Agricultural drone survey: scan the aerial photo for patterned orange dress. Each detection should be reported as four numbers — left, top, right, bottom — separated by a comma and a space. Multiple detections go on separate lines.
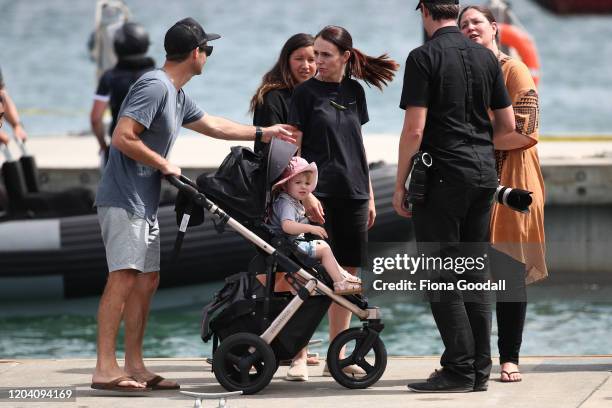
489, 55, 548, 284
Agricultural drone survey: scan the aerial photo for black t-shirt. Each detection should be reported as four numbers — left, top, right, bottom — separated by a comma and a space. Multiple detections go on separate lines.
94, 57, 155, 137
289, 77, 370, 199
252, 88, 292, 154
400, 26, 511, 188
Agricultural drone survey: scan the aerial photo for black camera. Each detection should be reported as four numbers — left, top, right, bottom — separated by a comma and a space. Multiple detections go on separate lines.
403, 151, 433, 208
494, 185, 533, 213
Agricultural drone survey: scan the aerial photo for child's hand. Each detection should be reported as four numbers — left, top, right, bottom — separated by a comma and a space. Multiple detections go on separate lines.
308, 225, 328, 239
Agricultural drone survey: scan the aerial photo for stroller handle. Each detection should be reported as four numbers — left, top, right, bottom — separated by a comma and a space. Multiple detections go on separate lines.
165, 174, 199, 196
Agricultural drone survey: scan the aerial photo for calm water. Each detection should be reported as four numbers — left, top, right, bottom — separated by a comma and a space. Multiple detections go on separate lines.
1, 284, 611, 359
1, 0, 611, 359
0, 0, 611, 136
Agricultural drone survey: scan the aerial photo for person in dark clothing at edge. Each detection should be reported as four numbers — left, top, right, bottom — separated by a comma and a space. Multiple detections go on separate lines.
0, 66, 28, 143
0, 76, 8, 146
289, 25, 398, 378
250, 33, 316, 155
0, 68, 28, 210
90, 22, 155, 164
393, 0, 515, 393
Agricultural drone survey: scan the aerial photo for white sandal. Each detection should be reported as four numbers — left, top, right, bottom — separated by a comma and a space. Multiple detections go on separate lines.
285, 359, 309, 381
333, 279, 362, 295
340, 270, 361, 284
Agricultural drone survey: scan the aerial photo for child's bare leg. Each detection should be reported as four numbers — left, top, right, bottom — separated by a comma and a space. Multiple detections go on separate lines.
313, 241, 361, 284
313, 241, 361, 296
313, 241, 344, 282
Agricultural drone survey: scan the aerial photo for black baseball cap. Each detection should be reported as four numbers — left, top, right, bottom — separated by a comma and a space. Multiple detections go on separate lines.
164, 17, 220, 58
416, 0, 459, 10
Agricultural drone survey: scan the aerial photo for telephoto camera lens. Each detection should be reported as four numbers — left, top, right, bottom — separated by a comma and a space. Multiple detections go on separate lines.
494, 185, 533, 213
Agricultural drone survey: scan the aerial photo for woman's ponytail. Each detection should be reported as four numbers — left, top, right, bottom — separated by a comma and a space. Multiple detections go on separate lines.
349, 48, 399, 90
316, 25, 399, 90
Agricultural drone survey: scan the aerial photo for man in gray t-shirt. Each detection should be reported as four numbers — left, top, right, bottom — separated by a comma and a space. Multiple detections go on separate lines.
91, 17, 296, 392
95, 69, 203, 221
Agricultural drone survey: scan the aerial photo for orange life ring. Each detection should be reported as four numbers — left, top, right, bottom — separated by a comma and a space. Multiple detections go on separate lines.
499, 23, 540, 86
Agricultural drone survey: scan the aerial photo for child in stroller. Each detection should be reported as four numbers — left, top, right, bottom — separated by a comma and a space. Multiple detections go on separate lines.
168, 139, 387, 394
269, 156, 362, 296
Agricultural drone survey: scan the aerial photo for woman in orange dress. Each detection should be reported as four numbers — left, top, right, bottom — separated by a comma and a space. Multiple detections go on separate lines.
459, 5, 548, 383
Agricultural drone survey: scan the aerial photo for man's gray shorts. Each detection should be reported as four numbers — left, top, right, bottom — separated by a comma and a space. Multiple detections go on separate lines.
97, 206, 160, 273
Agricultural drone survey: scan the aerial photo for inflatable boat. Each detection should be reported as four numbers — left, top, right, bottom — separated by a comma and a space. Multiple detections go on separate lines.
0, 157, 410, 300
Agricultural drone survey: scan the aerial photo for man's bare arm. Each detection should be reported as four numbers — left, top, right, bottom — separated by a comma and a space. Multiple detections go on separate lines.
184, 114, 297, 144
112, 116, 180, 176
491, 106, 517, 148
0, 89, 28, 141
393, 106, 427, 218
90, 100, 108, 152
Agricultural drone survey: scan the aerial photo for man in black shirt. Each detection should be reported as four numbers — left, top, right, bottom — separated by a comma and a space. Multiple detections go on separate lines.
393, 0, 515, 393
90, 22, 155, 163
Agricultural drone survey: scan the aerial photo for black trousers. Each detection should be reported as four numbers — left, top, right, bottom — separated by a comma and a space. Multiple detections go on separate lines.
496, 301, 527, 365
489, 247, 528, 365
412, 181, 496, 385
319, 197, 369, 268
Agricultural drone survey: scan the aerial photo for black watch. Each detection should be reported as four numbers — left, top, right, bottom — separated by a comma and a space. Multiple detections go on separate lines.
255, 126, 264, 143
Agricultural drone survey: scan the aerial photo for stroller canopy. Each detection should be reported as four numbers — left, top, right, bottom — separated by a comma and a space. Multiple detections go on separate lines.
197, 139, 297, 222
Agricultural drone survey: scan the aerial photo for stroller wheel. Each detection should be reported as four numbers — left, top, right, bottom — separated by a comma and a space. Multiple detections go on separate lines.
326, 327, 387, 389
212, 333, 276, 395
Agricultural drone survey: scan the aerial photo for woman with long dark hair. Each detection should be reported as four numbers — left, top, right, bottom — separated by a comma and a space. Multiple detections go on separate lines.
289, 25, 398, 376
459, 5, 547, 384
250, 33, 316, 154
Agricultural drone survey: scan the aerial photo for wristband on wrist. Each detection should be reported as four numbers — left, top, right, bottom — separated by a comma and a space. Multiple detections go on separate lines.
255, 126, 263, 143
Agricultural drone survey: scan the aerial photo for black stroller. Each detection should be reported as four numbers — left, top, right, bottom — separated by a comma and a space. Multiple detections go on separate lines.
167, 139, 387, 394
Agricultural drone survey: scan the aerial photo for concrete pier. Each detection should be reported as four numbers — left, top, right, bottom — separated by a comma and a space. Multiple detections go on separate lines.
0, 356, 610, 407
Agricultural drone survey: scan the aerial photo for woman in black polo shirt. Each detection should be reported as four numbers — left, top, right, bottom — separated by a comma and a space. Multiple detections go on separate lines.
289, 25, 398, 375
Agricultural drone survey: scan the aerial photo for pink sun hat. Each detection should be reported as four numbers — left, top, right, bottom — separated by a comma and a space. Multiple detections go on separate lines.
272, 156, 318, 192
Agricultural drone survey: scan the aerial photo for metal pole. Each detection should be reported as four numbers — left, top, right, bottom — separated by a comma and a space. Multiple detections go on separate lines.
0, 144, 13, 162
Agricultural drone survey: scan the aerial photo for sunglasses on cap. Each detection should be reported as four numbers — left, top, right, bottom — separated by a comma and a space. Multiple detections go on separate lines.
198, 45, 213, 57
